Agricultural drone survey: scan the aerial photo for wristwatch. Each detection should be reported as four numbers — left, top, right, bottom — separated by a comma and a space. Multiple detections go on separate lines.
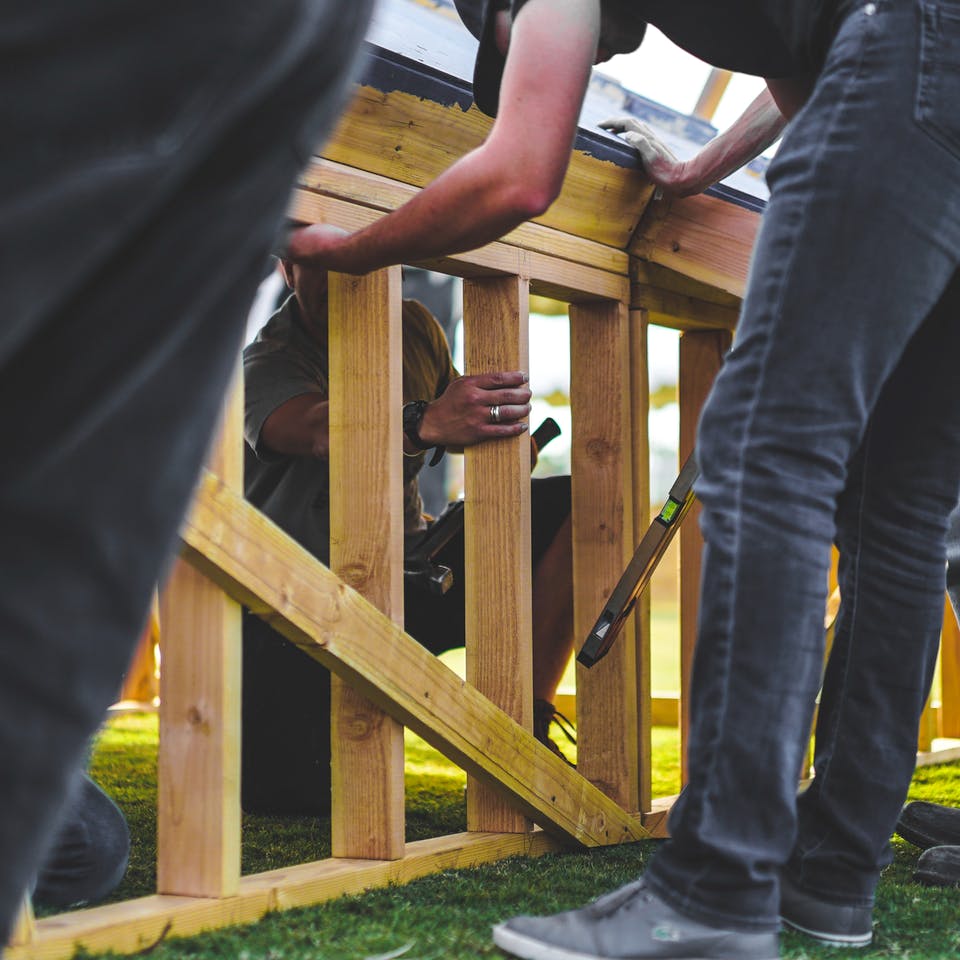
402, 400, 431, 450
402, 399, 445, 466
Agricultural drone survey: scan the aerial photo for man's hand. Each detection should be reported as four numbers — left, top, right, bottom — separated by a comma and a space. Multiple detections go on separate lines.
285, 223, 371, 275
600, 117, 694, 196
418, 372, 532, 447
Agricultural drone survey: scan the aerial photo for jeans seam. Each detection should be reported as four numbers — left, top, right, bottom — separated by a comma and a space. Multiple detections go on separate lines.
797, 425, 873, 873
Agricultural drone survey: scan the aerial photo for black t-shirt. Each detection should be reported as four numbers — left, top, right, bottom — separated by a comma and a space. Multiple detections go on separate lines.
511, 0, 847, 77
626, 0, 845, 77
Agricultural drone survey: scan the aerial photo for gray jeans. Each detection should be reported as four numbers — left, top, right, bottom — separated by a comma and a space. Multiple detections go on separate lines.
646, 0, 960, 931
0, 0, 372, 943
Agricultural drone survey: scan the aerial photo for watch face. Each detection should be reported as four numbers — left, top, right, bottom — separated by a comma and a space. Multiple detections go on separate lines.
403, 401, 428, 447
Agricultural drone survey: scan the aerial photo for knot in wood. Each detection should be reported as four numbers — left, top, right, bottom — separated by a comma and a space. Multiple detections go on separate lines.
186, 706, 210, 734
585, 437, 616, 464
339, 562, 370, 591
343, 712, 376, 740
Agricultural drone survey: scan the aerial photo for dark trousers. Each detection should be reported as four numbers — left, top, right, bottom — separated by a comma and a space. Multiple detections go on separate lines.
242, 475, 571, 816
0, 1, 372, 944
646, 0, 960, 932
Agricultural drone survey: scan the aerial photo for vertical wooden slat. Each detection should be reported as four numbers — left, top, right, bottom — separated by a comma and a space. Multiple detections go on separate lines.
463, 276, 532, 834
629, 309, 652, 814
328, 269, 405, 860
678, 329, 730, 782
571, 299, 637, 813
940, 595, 960, 739
9, 895, 34, 947
157, 368, 243, 897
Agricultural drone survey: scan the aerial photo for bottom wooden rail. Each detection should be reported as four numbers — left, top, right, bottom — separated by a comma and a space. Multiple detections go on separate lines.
7, 831, 569, 960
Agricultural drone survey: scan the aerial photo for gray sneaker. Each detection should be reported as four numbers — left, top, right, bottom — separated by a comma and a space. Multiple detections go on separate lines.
779, 871, 873, 948
492, 879, 779, 960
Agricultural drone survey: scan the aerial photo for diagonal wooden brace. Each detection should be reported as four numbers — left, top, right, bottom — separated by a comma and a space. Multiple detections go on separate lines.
180, 471, 649, 847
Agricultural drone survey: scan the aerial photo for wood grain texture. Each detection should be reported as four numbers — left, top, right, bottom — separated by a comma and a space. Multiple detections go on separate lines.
322, 85, 653, 249
290, 190, 630, 304
180, 472, 650, 847
6, 833, 564, 960
299, 159, 630, 277
570, 300, 639, 813
328, 269, 406, 859
631, 192, 760, 299
157, 372, 243, 898
463, 276, 532, 834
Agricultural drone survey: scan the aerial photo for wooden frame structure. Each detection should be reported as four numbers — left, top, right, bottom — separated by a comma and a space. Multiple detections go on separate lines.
10, 7, 957, 957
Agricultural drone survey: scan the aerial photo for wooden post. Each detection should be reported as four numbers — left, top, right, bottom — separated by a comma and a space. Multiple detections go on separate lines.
678, 329, 730, 782
940, 595, 960, 739
328, 269, 406, 860
692, 69, 733, 123
629, 309, 652, 814
463, 276, 533, 834
9, 895, 34, 948
157, 367, 243, 898
571, 299, 638, 813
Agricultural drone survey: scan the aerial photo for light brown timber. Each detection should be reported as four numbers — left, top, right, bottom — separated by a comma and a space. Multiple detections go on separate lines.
322, 85, 653, 248
6, 833, 564, 960
290, 191, 630, 305
299, 159, 630, 278
183, 471, 649, 846
463, 276, 533, 834
571, 300, 639, 813
328, 269, 406, 859
156, 372, 243, 898
631, 192, 760, 300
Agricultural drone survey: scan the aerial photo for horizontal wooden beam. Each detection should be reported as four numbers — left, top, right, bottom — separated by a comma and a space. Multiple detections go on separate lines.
631, 290, 739, 333
630, 192, 760, 300
323, 83, 653, 249
180, 472, 649, 847
299, 158, 631, 277
8, 832, 564, 960
290, 189, 629, 304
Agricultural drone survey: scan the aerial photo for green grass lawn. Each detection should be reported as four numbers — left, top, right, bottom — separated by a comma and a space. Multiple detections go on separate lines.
75, 710, 960, 960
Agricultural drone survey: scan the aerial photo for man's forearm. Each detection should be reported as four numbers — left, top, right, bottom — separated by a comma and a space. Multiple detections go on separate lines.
679, 88, 786, 196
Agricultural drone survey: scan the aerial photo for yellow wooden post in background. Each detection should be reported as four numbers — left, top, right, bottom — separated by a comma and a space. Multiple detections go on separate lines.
571, 299, 638, 813
463, 276, 533, 834
329, 268, 406, 860
157, 368, 243, 898
941, 596, 960, 740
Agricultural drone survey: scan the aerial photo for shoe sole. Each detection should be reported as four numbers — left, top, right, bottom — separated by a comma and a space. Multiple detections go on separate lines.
914, 867, 960, 888
895, 821, 941, 851
780, 915, 872, 948
492, 923, 779, 960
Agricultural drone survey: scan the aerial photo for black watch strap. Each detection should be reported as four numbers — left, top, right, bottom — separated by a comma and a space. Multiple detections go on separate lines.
402, 400, 431, 450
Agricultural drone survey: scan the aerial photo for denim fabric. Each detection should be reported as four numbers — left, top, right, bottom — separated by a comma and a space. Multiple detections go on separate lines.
0, 0, 372, 945
947, 507, 960, 618
645, 0, 960, 932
